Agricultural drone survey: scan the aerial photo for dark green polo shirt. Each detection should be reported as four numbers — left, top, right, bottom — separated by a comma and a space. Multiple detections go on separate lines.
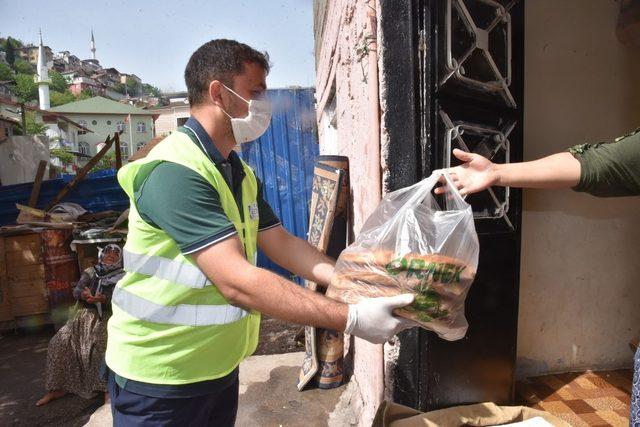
134, 118, 280, 254
570, 127, 640, 197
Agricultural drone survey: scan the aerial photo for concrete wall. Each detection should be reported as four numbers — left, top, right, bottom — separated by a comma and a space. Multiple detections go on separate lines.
518, 0, 640, 377
0, 136, 50, 185
314, 0, 384, 425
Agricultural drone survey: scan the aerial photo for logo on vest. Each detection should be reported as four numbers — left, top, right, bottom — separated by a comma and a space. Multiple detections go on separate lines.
248, 202, 259, 220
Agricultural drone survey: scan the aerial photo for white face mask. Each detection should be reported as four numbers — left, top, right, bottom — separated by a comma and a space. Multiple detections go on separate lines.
221, 84, 272, 143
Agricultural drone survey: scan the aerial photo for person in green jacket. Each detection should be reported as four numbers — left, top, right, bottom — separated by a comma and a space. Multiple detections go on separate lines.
436, 128, 640, 424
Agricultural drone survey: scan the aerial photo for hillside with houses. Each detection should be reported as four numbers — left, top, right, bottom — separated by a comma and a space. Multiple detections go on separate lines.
0, 32, 188, 180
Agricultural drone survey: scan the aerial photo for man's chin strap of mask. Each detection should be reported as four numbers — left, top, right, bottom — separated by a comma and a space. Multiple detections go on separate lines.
220, 84, 272, 144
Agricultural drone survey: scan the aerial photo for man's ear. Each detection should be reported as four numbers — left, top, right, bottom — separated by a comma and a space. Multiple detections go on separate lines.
209, 80, 225, 108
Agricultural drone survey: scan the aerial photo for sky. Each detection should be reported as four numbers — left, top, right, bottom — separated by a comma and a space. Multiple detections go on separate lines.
0, 0, 316, 91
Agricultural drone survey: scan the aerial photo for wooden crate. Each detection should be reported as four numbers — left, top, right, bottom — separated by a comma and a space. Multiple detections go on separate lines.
0, 236, 5, 276
11, 296, 49, 316
0, 281, 11, 322
4, 233, 49, 317
6, 265, 46, 282
5, 234, 41, 251
0, 237, 11, 322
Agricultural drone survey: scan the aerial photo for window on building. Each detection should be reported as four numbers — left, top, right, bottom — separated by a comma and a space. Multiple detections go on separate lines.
107, 120, 112, 125
136, 141, 146, 151
78, 120, 87, 135
78, 141, 90, 156
120, 141, 129, 160
137, 121, 146, 133
92, 120, 98, 126
116, 121, 125, 132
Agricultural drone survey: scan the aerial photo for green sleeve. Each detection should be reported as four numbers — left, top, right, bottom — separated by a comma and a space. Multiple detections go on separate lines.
134, 162, 237, 254
569, 128, 640, 197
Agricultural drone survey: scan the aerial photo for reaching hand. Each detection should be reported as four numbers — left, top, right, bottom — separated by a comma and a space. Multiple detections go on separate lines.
80, 287, 93, 302
87, 292, 107, 305
345, 294, 416, 344
435, 149, 498, 196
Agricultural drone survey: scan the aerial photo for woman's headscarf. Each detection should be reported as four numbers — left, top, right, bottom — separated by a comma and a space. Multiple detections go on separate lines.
94, 244, 123, 277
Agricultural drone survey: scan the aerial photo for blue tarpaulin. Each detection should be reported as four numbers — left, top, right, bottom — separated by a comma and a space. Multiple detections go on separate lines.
0, 171, 128, 226
239, 88, 319, 279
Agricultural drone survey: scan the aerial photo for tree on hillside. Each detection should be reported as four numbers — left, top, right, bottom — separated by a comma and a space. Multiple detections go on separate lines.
13, 73, 38, 103
1, 37, 24, 49
50, 70, 68, 92
50, 148, 76, 168
16, 111, 48, 136
0, 63, 14, 81
13, 58, 35, 75
142, 83, 161, 97
4, 37, 17, 65
78, 88, 93, 100
50, 90, 76, 107
126, 77, 141, 96
112, 82, 126, 95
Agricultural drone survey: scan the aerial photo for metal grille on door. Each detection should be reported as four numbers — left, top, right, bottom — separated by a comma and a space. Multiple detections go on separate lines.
435, 0, 520, 232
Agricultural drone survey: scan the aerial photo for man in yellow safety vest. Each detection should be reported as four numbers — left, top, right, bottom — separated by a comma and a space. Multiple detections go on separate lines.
105, 39, 414, 426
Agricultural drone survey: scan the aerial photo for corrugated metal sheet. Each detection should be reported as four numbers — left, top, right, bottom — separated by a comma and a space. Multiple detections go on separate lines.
0, 88, 319, 279
239, 88, 319, 279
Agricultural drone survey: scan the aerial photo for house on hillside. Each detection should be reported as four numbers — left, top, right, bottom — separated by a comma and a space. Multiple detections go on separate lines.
151, 96, 190, 137
55, 51, 82, 72
16, 44, 53, 67
48, 96, 157, 161
0, 115, 19, 140
68, 77, 102, 97
81, 59, 101, 73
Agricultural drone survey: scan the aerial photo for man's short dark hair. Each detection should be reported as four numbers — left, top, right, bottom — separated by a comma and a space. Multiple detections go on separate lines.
184, 39, 270, 106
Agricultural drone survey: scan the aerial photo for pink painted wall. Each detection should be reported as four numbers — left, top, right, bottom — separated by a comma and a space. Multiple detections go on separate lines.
314, 0, 385, 425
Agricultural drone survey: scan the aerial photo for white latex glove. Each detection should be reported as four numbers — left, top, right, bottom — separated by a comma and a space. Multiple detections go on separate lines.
345, 294, 416, 344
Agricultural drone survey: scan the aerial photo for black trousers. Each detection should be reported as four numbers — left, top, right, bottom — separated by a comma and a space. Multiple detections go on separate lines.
108, 372, 239, 427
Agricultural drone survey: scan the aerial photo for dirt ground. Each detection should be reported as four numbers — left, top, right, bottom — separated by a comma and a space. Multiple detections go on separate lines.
0, 316, 305, 427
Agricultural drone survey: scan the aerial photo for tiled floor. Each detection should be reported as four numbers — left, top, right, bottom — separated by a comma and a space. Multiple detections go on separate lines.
516, 369, 633, 426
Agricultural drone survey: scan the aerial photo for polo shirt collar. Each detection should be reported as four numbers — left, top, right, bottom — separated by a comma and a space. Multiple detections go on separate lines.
183, 117, 240, 165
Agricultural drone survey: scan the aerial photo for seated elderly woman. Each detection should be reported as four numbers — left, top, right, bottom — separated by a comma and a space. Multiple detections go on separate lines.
36, 244, 124, 406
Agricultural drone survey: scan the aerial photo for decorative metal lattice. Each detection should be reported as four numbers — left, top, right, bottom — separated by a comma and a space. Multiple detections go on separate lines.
440, 110, 516, 230
441, 0, 517, 108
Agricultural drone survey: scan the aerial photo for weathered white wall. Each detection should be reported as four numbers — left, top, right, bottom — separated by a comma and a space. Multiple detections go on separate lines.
518, 0, 640, 377
315, 1, 385, 425
153, 104, 190, 137
0, 136, 50, 185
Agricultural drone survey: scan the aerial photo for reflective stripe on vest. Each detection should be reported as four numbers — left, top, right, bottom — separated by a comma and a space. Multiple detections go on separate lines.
112, 286, 248, 326
123, 249, 211, 289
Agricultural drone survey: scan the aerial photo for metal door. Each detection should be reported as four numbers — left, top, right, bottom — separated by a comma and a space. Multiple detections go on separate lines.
382, 0, 524, 410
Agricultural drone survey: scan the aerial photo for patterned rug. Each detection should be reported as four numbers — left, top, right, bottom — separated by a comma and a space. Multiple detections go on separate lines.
516, 369, 633, 426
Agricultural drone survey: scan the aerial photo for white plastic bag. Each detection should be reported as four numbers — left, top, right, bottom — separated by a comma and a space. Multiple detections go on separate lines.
327, 171, 479, 341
